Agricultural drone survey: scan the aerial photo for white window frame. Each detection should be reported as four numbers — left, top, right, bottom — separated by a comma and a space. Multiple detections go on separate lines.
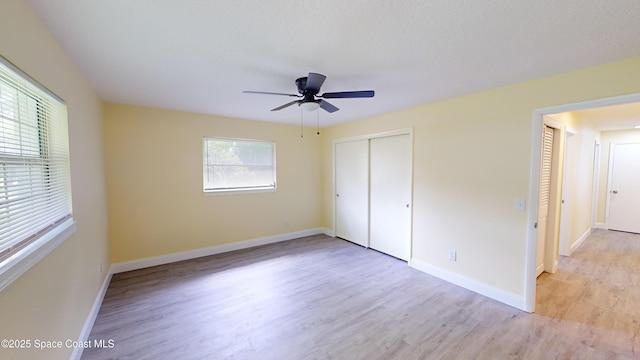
202, 137, 277, 194
0, 56, 76, 292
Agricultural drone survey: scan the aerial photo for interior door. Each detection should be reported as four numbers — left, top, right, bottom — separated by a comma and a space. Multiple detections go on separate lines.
608, 143, 640, 234
369, 134, 412, 260
335, 140, 369, 246
537, 125, 554, 276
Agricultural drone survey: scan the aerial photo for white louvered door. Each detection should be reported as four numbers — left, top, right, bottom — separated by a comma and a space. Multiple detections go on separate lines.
536, 125, 554, 276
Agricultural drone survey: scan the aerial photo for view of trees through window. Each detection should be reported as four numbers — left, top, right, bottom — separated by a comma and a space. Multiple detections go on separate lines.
203, 138, 276, 191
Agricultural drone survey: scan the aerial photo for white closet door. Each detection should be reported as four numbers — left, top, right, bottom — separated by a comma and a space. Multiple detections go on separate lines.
335, 140, 369, 247
369, 134, 412, 260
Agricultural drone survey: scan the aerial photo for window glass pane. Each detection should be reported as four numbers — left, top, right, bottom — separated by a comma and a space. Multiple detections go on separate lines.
203, 138, 276, 192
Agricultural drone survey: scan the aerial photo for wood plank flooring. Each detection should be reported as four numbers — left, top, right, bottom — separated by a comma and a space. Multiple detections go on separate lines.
82, 230, 640, 359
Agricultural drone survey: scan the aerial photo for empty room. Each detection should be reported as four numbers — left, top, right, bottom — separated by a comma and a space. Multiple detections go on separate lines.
2, 1, 640, 359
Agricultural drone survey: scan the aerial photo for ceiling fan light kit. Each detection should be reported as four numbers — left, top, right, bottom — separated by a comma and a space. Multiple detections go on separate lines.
244, 72, 375, 114
299, 101, 320, 111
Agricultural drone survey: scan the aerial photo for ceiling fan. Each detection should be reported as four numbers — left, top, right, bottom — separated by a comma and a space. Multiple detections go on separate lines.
243, 72, 374, 113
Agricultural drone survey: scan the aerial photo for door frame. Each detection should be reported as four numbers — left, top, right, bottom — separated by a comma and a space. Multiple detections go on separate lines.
332, 128, 414, 258
591, 141, 601, 228
558, 127, 577, 256
525, 92, 640, 313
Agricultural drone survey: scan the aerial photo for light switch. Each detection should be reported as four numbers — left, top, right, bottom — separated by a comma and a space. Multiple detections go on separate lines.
515, 198, 526, 211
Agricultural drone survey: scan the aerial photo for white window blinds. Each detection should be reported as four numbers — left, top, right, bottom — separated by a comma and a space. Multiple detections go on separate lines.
0, 57, 73, 268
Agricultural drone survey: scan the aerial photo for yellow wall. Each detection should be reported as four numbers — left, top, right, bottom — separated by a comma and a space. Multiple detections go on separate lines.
321, 57, 640, 297
597, 129, 640, 224
0, 1, 109, 360
104, 104, 323, 263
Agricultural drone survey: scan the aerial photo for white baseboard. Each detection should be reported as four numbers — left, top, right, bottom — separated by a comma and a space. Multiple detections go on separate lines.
570, 228, 591, 254
320, 227, 335, 237
112, 228, 327, 273
593, 222, 607, 230
70, 267, 113, 360
410, 258, 526, 311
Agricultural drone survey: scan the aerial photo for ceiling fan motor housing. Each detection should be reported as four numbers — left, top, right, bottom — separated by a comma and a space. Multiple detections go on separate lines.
296, 77, 312, 95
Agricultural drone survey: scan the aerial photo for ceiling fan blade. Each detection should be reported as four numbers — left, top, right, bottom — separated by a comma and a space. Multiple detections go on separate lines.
305, 73, 326, 94
244, 90, 301, 97
319, 100, 339, 113
320, 90, 375, 99
271, 100, 301, 111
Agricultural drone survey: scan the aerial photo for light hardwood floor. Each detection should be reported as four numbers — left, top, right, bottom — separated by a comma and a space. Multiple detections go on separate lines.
82, 230, 640, 359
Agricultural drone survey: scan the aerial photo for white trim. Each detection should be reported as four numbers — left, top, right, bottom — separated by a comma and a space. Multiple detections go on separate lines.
594, 222, 607, 229
591, 142, 601, 228
70, 267, 113, 360
0, 54, 65, 103
332, 127, 414, 145
112, 228, 326, 273
536, 263, 544, 277
535, 93, 640, 115
543, 116, 564, 130
203, 187, 276, 196
410, 258, 526, 311
319, 227, 334, 237
569, 228, 591, 255
604, 142, 615, 227
525, 110, 546, 313
0, 219, 76, 292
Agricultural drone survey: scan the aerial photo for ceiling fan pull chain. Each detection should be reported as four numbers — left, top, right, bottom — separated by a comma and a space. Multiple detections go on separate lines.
300, 108, 304, 138
317, 109, 320, 135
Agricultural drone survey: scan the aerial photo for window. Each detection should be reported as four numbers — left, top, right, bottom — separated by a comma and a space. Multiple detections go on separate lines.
203, 137, 276, 193
0, 56, 74, 291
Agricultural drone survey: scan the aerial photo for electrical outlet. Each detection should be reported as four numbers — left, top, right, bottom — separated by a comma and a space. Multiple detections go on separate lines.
284, 219, 289, 227
448, 250, 457, 261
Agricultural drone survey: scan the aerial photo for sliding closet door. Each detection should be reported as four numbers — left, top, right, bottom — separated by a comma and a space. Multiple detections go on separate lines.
369, 134, 412, 260
335, 139, 369, 247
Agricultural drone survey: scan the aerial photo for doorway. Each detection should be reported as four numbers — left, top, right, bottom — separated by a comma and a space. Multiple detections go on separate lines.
525, 93, 640, 313
606, 143, 640, 234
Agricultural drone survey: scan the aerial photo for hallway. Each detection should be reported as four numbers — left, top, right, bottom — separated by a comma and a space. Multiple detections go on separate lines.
536, 229, 640, 357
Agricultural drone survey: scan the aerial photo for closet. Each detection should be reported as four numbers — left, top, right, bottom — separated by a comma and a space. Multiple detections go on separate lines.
334, 131, 412, 260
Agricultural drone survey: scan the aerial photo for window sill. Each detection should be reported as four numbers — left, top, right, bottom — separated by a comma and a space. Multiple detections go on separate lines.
203, 187, 277, 196
0, 218, 77, 292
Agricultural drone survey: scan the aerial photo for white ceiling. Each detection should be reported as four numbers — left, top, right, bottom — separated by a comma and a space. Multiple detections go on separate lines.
26, 0, 640, 128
